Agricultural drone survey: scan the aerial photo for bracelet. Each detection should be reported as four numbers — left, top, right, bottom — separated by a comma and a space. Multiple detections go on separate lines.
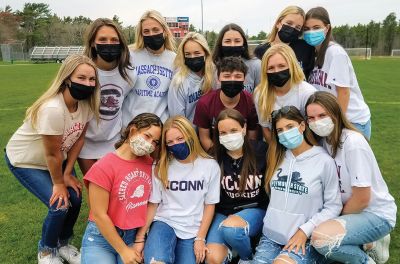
194, 237, 206, 242
134, 240, 145, 243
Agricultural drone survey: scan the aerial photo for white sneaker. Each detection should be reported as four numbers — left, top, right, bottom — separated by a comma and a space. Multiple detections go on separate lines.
365, 234, 390, 264
38, 252, 64, 264
238, 260, 252, 264
58, 244, 80, 264
368, 255, 377, 264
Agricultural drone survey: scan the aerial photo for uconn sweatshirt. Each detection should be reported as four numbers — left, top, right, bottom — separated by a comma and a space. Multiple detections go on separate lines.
262, 146, 342, 245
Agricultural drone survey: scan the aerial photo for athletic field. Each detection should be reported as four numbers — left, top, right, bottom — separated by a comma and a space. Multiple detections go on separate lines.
0, 58, 399, 263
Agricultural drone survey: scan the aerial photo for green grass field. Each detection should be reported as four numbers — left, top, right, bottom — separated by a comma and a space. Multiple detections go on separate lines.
0, 58, 399, 263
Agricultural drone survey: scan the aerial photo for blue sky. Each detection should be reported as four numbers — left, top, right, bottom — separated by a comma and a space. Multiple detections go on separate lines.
4, 0, 400, 35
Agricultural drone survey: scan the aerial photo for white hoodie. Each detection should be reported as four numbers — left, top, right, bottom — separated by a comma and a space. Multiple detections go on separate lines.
263, 146, 342, 245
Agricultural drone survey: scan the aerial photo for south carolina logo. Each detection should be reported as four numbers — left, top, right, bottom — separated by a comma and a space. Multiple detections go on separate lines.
100, 83, 123, 120
146, 75, 161, 90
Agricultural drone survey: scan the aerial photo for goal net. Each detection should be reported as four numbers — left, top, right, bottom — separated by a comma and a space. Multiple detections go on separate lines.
391, 49, 400, 56
0, 42, 25, 62
344, 48, 371, 60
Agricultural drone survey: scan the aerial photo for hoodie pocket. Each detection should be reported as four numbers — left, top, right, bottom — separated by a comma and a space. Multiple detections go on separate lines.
263, 207, 306, 245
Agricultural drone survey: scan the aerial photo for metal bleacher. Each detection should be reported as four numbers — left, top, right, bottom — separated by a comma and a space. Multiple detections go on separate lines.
30, 46, 85, 62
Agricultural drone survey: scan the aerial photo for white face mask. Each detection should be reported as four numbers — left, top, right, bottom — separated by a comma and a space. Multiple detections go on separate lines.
219, 132, 244, 151
129, 135, 155, 156
309, 117, 334, 137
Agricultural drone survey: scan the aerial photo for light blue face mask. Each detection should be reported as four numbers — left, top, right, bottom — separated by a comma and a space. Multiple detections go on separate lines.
278, 127, 303, 149
303, 29, 326, 46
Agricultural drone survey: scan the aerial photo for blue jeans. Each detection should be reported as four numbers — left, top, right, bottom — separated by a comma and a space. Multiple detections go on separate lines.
313, 212, 393, 264
144, 221, 196, 264
5, 154, 81, 254
352, 119, 371, 140
253, 235, 324, 264
206, 208, 265, 261
81, 221, 137, 264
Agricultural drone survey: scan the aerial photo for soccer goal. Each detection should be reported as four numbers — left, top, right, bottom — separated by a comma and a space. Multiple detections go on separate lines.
391, 49, 400, 57
344, 48, 371, 60
0, 42, 26, 62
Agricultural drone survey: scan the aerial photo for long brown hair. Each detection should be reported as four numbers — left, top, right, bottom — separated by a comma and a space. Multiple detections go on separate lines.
84, 18, 133, 84
212, 23, 252, 63
305, 7, 334, 68
265, 106, 317, 193
305, 91, 358, 158
114, 113, 163, 149
214, 109, 257, 193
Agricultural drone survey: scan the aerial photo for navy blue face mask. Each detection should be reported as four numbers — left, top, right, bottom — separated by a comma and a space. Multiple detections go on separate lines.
167, 142, 190, 160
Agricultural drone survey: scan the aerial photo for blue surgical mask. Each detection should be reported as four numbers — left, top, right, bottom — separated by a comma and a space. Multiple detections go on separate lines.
303, 29, 326, 46
168, 142, 190, 160
278, 127, 303, 149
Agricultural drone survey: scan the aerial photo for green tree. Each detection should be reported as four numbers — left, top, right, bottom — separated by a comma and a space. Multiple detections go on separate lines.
15, 3, 52, 50
113, 15, 122, 26
381, 12, 397, 55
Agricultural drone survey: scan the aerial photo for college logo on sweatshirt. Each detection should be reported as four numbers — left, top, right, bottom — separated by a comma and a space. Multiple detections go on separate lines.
271, 169, 308, 195
308, 69, 332, 89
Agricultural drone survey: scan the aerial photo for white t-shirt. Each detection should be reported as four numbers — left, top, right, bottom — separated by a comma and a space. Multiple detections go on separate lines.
79, 66, 136, 159
122, 49, 176, 126
308, 43, 370, 124
6, 93, 93, 170
150, 157, 220, 239
254, 81, 316, 128
323, 129, 397, 227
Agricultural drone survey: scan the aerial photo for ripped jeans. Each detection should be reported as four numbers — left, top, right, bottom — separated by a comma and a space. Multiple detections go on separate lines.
252, 235, 324, 264
5, 154, 82, 254
206, 208, 265, 261
312, 212, 393, 264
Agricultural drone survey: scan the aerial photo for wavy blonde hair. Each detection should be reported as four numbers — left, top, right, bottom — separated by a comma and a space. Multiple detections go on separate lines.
254, 43, 305, 124
133, 10, 176, 52
266, 6, 305, 43
25, 54, 100, 128
172, 32, 214, 95
157, 115, 211, 187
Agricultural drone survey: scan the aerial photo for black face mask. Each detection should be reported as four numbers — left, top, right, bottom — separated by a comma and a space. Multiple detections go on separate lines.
278, 24, 301, 43
95, 44, 121, 62
221, 80, 244, 98
143, 33, 165, 51
184, 56, 205, 72
68, 81, 95, 100
267, 69, 291, 88
221, 46, 244, 57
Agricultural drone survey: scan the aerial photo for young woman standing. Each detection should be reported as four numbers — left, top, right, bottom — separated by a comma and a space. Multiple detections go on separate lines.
304, 7, 371, 139
5, 54, 100, 264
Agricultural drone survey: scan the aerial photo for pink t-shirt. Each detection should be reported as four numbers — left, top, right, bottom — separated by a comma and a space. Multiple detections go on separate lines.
84, 152, 153, 230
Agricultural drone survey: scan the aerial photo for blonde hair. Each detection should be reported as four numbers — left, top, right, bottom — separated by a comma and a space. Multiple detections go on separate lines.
25, 54, 100, 127
172, 32, 214, 95
266, 6, 305, 43
133, 10, 176, 52
157, 115, 211, 187
254, 43, 305, 123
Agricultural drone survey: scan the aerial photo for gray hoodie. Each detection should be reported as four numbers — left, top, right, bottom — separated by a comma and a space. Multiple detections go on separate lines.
168, 71, 204, 122
263, 146, 342, 245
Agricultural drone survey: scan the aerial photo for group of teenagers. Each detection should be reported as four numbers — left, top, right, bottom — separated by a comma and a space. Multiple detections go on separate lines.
4, 5, 397, 264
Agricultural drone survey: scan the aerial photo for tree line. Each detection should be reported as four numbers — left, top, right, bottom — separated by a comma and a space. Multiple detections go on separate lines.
1, 3, 399, 57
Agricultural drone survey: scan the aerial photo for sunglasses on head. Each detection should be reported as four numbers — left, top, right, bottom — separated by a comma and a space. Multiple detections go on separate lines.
271, 105, 294, 120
